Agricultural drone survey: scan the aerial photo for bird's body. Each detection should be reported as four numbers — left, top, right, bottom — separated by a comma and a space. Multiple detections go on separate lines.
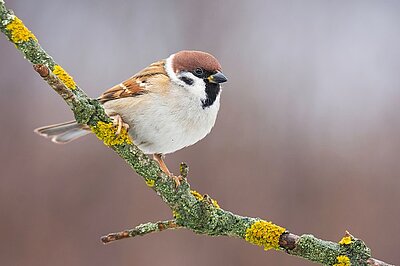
35, 51, 227, 183
101, 72, 220, 154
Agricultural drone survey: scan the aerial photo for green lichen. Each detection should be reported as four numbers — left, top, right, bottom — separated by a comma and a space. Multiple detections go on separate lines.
288, 234, 371, 265
290, 235, 339, 265
339, 237, 371, 265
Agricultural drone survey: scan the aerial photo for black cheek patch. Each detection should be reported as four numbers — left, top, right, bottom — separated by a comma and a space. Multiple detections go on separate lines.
180, 76, 194, 85
202, 81, 220, 109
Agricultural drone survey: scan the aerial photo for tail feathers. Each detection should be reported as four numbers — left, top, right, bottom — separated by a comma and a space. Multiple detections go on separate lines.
34, 121, 90, 144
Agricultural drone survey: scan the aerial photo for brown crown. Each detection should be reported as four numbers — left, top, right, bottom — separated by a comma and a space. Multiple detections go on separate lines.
172, 50, 222, 73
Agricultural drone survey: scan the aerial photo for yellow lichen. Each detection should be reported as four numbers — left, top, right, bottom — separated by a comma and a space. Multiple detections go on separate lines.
245, 220, 286, 250
333, 255, 351, 266
190, 190, 204, 201
53, 65, 76, 90
145, 179, 155, 187
190, 190, 220, 208
211, 199, 220, 208
172, 210, 180, 219
5, 16, 37, 43
90, 121, 132, 146
339, 236, 352, 245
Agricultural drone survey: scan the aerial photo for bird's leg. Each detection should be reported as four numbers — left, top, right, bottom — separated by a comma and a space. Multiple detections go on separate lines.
110, 114, 129, 135
153, 153, 183, 187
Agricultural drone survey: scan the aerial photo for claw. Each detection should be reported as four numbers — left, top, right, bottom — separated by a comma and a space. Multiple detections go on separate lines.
171, 175, 183, 187
111, 114, 129, 135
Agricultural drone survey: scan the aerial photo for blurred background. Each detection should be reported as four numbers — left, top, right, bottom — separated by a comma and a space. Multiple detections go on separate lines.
1, 0, 399, 265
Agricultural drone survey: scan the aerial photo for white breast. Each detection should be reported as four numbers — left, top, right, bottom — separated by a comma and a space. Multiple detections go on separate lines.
103, 84, 220, 155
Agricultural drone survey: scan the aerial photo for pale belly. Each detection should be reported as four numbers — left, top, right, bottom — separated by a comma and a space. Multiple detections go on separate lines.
103, 94, 220, 154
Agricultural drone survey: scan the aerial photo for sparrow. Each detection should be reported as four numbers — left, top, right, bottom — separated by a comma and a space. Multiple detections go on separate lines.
35, 50, 227, 186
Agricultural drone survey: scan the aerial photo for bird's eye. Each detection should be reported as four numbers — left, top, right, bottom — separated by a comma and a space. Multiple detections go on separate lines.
194, 68, 204, 77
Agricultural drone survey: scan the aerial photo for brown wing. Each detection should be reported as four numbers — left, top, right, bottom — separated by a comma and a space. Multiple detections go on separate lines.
98, 60, 167, 103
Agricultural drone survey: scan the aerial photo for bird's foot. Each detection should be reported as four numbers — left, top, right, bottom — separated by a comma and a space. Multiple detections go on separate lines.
111, 114, 129, 135
170, 174, 183, 188
153, 153, 183, 188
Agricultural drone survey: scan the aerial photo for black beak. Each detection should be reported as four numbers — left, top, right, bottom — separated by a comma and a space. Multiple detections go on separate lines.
208, 71, 227, 84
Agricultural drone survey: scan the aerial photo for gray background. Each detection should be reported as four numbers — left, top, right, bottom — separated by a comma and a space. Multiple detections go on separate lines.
1, 0, 399, 265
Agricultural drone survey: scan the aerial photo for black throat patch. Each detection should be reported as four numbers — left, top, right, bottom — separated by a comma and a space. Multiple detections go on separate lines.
202, 81, 220, 109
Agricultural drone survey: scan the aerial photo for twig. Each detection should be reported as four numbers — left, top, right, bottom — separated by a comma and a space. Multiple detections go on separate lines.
33, 64, 78, 108
0, 1, 394, 265
101, 220, 180, 244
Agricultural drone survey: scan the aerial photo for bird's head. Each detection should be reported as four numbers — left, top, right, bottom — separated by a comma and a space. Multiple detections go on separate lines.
165, 50, 227, 108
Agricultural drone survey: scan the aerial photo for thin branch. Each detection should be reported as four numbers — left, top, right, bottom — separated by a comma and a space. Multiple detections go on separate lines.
33, 64, 78, 106
0, 1, 393, 265
101, 220, 180, 244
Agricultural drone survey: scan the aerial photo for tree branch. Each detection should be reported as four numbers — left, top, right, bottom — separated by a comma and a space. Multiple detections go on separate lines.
0, 1, 393, 265
101, 220, 180, 244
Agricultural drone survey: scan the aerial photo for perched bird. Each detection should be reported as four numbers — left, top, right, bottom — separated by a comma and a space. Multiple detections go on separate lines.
35, 50, 227, 186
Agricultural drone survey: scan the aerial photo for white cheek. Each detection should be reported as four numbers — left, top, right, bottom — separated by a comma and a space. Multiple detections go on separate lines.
165, 54, 207, 100
176, 73, 207, 100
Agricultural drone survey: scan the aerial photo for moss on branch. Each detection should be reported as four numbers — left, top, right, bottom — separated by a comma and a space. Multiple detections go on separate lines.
0, 1, 392, 265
